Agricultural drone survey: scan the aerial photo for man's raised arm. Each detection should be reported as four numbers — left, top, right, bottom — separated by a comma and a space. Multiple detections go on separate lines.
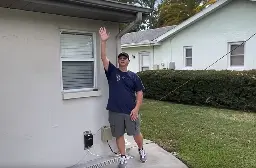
99, 27, 110, 71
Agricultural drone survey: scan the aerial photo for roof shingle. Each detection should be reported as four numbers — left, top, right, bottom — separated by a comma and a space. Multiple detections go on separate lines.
121, 25, 176, 45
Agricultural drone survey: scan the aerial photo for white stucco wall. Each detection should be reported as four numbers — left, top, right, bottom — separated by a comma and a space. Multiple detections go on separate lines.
168, 0, 256, 70
0, 7, 119, 168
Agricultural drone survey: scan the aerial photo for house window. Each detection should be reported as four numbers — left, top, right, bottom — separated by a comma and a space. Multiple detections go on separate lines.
139, 52, 150, 71
229, 42, 244, 67
184, 47, 192, 67
60, 30, 96, 91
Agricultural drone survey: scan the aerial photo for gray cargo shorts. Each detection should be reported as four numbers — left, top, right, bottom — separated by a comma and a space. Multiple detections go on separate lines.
108, 111, 141, 138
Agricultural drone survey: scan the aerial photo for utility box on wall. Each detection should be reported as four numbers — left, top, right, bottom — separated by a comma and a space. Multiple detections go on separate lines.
153, 64, 159, 70
101, 126, 112, 142
169, 62, 175, 70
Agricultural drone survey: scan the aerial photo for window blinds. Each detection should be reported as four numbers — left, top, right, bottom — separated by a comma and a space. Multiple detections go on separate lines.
60, 32, 95, 90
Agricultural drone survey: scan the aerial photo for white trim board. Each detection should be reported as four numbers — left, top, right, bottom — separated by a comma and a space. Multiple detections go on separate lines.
121, 42, 161, 48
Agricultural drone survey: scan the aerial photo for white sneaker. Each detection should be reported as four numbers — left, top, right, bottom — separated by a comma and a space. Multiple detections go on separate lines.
139, 148, 147, 163
118, 155, 127, 168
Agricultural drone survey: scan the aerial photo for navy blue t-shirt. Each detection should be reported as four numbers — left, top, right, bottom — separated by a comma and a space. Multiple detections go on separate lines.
105, 61, 145, 115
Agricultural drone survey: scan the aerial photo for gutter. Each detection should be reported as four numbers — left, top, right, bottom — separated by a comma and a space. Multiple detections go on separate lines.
121, 42, 161, 49
63, 0, 152, 13
24, 0, 152, 14
115, 12, 143, 66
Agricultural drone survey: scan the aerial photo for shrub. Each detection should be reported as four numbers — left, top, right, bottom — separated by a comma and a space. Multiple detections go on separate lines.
137, 70, 256, 112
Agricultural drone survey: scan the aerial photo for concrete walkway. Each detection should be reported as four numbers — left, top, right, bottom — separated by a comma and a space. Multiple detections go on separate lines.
69, 134, 188, 168
104, 135, 188, 168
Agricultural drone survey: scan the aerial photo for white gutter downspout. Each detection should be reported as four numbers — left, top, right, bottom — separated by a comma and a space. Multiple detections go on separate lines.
115, 12, 143, 66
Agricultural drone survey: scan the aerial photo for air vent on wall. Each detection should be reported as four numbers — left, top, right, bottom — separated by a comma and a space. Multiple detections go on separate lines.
153, 64, 159, 70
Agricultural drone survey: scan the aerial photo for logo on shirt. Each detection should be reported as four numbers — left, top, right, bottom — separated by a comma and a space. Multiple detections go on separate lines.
116, 74, 121, 81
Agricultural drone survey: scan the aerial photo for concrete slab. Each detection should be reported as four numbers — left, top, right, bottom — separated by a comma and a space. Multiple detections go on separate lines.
69, 134, 188, 168
104, 143, 188, 168
103, 134, 188, 168
124, 134, 153, 149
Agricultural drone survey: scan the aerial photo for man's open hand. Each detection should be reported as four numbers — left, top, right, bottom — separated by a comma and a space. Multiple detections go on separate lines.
130, 108, 139, 121
99, 27, 110, 41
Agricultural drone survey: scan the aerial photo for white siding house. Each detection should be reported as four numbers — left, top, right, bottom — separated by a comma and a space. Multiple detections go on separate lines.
122, 0, 256, 72
121, 26, 175, 72
0, 1, 151, 168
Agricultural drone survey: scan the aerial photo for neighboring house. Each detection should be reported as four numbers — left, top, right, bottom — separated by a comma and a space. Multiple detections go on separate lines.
122, 0, 256, 72
0, 1, 150, 168
121, 25, 176, 72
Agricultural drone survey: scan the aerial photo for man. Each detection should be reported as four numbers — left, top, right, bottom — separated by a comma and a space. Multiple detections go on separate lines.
99, 27, 147, 168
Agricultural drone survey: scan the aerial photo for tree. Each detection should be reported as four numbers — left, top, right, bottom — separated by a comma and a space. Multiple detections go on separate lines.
157, 1, 188, 27
157, 0, 216, 27
136, 0, 159, 29
195, 0, 217, 13
114, 0, 159, 31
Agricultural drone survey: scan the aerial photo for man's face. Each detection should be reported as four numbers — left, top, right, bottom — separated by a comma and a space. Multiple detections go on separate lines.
118, 56, 129, 67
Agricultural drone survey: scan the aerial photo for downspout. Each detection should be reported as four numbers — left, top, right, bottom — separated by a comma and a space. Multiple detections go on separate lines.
115, 12, 143, 66
152, 45, 155, 70
170, 38, 173, 64
169, 35, 176, 69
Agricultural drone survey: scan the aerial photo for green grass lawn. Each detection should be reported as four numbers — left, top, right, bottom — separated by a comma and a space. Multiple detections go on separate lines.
140, 99, 256, 168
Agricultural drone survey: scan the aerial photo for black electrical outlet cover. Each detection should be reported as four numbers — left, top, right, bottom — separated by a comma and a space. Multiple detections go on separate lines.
84, 133, 93, 149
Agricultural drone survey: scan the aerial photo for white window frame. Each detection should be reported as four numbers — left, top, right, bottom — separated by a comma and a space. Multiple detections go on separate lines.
60, 29, 100, 99
228, 41, 245, 69
139, 51, 150, 71
184, 46, 192, 67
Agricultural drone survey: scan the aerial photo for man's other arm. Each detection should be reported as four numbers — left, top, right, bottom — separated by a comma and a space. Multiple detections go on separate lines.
134, 75, 145, 111
135, 90, 143, 111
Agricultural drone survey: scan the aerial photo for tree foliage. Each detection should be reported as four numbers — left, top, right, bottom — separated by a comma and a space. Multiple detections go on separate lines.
157, 0, 216, 27
113, 0, 217, 31
195, 0, 217, 13
115, 0, 159, 32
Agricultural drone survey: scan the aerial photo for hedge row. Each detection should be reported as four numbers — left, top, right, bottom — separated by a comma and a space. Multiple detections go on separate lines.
137, 70, 256, 112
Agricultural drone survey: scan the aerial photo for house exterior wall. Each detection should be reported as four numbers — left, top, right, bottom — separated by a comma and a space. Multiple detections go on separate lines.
0, 7, 119, 168
168, 0, 256, 70
122, 46, 154, 72
153, 40, 172, 69
122, 43, 171, 72
123, 0, 256, 72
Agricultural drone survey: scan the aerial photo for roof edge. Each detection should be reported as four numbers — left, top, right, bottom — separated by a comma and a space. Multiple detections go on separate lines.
17, 0, 152, 23
60, 0, 153, 14
154, 0, 232, 42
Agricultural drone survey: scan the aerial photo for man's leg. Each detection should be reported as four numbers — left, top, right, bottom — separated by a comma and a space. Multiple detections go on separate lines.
125, 114, 147, 162
116, 135, 126, 156
134, 132, 144, 149
108, 111, 127, 168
